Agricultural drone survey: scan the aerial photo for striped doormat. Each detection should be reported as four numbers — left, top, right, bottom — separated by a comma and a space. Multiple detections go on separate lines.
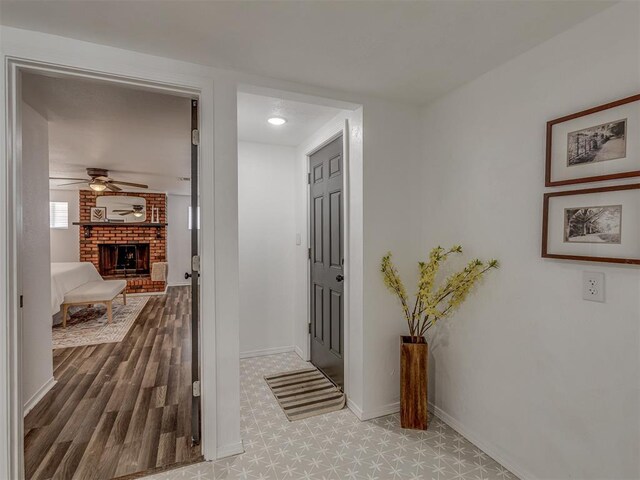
264, 367, 346, 421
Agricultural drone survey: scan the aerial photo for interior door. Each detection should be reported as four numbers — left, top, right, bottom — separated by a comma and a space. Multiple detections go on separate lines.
190, 99, 201, 445
309, 135, 344, 390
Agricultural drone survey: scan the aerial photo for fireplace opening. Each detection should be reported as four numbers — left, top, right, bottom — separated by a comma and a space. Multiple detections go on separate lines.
99, 243, 150, 277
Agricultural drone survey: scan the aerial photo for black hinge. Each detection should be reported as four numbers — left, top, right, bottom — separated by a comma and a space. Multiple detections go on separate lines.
308, 323, 311, 334
307, 173, 311, 184
19, 295, 23, 308
308, 247, 311, 260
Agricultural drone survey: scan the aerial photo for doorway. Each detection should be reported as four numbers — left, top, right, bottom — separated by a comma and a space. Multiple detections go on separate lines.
16, 67, 202, 479
309, 135, 345, 390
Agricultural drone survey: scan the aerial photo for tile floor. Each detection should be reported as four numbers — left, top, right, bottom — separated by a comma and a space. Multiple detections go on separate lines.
144, 352, 516, 480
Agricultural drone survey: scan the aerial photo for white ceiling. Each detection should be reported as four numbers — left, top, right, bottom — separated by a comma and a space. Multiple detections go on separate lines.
22, 73, 193, 195
0, 1, 614, 104
238, 92, 345, 146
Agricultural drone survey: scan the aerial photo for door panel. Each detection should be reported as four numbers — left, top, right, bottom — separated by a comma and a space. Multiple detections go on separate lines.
309, 135, 344, 389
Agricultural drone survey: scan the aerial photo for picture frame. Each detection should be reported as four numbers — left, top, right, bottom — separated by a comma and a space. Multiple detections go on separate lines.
542, 183, 640, 265
90, 206, 107, 223
546, 94, 640, 186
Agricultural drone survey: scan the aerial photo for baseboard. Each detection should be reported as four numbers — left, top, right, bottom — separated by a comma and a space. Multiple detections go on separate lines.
346, 398, 364, 420
216, 441, 244, 459
294, 345, 306, 360
359, 401, 400, 421
167, 281, 191, 287
24, 377, 56, 416
429, 402, 534, 480
239, 345, 295, 359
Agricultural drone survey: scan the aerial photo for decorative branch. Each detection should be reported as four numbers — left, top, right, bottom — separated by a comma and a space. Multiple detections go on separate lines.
380, 246, 498, 340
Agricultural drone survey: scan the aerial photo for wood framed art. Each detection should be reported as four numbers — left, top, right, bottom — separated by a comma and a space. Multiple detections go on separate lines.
90, 206, 107, 222
546, 94, 640, 186
542, 183, 640, 265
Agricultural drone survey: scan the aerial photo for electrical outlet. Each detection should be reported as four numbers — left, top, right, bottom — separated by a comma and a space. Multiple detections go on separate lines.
582, 271, 605, 302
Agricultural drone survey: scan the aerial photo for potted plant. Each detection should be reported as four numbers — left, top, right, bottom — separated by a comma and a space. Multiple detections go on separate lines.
380, 245, 498, 430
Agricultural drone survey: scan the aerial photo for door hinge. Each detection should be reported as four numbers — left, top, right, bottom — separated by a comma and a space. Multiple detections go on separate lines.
192, 129, 200, 146
19, 295, 23, 308
192, 380, 201, 397
307, 173, 311, 185
308, 247, 311, 260
192, 255, 201, 272
308, 323, 312, 335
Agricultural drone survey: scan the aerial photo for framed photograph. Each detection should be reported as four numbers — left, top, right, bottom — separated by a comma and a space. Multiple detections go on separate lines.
542, 184, 640, 264
90, 207, 107, 222
546, 94, 640, 186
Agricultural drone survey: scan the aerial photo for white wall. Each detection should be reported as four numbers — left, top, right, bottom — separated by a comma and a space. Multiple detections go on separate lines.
49, 189, 79, 263
167, 194, 192, 286
238, 141, 296, 356
419, 3, 640, 479
21, 102, 54, 412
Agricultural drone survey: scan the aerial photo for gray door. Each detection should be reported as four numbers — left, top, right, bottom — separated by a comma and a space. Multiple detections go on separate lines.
309, 135, 344, 389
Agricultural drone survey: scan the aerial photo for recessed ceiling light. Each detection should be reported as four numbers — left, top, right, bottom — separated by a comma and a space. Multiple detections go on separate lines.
267, 116, 287, 126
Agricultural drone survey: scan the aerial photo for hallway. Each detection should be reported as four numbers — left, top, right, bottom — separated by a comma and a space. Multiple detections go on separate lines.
146, 352, 515, 480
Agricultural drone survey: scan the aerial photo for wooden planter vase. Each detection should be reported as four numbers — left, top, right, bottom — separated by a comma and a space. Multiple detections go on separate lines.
400, 335, 428, 430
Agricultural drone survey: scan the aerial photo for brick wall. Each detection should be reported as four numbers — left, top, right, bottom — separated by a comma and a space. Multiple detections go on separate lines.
79, 190, 167, 293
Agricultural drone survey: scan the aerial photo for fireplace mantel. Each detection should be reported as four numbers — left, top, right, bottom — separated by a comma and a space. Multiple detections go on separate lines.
73, 222, 167, 239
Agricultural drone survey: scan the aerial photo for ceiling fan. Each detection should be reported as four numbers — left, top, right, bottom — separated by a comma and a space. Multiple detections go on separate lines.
49, 168, 149, 192
113, 204, 145, 218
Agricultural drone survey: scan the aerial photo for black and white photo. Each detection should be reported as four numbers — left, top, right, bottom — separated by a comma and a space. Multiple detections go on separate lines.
567, 119, 626, 166
564, 205, 622, 244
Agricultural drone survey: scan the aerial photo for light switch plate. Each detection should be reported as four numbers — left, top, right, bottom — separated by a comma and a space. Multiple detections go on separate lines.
583, 271, 605, 302
296, 233, 302, 246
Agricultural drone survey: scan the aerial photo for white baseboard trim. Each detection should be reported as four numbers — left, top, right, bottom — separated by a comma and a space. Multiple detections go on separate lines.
216, 441, 244, 459
346, 398, 364, 420
167, 281, 191, 287
429, 402, 534, 480
240, 346, 295, 359
294, 345, 306, 360
24, 377, 56, 416
359, 401, 400, 421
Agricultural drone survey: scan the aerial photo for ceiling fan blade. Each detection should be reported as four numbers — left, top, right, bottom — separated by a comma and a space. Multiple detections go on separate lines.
106, 183, 122, 192
49, 177, 87, 181
54, 181, 88, 187
118, 211, 134, 216
109, 180, 149, 189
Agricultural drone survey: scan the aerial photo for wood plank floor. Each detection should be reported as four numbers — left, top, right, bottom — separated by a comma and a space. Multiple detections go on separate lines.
24, 286, 201, 480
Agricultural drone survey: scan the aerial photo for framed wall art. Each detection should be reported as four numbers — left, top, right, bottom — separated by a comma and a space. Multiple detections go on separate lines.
542, 183, 640, 265
90, 206, 107, 222
546, 94, 640, 186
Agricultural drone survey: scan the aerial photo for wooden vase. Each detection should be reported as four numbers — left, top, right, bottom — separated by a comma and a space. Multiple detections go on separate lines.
400, 335, 428, 430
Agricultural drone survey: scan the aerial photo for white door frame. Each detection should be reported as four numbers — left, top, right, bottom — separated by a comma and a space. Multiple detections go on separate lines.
305, 122, 351, 398
1, 57, 216, 479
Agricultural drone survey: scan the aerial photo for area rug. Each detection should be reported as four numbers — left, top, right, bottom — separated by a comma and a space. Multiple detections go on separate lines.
264, 367, 345, 421
52, 296, 150, 349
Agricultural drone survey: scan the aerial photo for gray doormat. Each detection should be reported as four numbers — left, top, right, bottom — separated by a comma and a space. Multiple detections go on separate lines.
264, 367, 346, 421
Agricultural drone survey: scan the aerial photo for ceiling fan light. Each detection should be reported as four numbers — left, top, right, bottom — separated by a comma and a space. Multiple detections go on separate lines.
133, 211, 144, 218
90, 181, 107, 192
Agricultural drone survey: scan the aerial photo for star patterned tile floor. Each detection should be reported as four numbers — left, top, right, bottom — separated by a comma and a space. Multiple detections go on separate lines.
143, 352, 517, 480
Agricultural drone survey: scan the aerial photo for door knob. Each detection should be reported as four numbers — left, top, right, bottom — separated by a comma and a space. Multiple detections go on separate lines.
336, 274, 344, 282
184, 272, 192, 279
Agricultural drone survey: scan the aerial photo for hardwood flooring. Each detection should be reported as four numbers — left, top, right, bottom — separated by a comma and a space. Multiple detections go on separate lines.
24, 286, 201, 480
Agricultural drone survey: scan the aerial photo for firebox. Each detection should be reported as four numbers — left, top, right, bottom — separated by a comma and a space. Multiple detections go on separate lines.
99, 243, 150, 277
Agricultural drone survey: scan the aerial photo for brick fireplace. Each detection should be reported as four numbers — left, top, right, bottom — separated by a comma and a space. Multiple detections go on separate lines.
79, 190, 167, 293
